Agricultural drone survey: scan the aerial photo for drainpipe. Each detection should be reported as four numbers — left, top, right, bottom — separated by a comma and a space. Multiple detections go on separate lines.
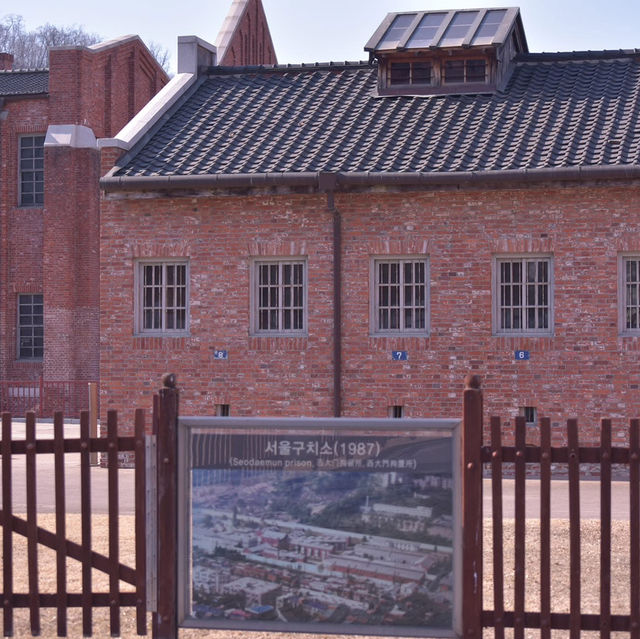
319, 173, 341, 417
0, 99, 7, 382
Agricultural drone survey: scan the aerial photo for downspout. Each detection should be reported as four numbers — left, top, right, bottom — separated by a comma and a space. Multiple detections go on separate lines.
0, 99, 7, 381
319, 173, 341, 418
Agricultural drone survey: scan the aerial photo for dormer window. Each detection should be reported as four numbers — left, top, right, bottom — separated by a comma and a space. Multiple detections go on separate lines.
365, 7, 528, 97
390, 61, 432, 86
444, 59, 486, 84
381, 53, 491, 95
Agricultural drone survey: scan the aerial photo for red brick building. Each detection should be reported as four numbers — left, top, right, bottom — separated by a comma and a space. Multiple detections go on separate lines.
0, 0, 276, 415
99, 7, 640, 445
0, 35, 168, 413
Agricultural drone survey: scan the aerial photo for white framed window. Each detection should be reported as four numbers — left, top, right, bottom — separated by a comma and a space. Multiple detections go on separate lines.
519, 406, 537, 427
620, 254, 640, 334
215, 404, 230, 416
388, 405, 404, 418
371, 258, 429, 335
135, 260, 189, 335
493, 255, 553, 335
17, 293, 43, 359
19, 135, 45, 207
251, 259, 307, 335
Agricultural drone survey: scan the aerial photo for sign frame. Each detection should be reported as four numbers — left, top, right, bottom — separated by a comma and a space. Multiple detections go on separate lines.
177, 416, 462, 637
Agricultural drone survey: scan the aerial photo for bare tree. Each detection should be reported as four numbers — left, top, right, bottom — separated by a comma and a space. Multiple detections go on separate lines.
0, 15, 36, 68
0, 14, 171, 74
147, 41, 172, 75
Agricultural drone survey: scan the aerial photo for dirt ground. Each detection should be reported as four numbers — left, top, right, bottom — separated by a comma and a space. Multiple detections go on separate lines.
0, 515, 632, 638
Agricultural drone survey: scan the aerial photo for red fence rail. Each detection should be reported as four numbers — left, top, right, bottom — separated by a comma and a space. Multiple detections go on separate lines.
0, 378, 96, 418
461, 377, 640, 638
0, 408, 147, 637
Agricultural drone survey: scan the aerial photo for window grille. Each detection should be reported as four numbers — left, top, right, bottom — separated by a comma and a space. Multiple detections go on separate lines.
374, 259, 428, 334
18, 294, 44, 359
520, 406, 537, 427
137, 261, 188, 335
389, 405, 405, 418
19, 135, 45, 206
216, 404, 230, 417
389, 61, 432, 86
623, 257, 640, 331
254, 260, 306, 334
496, 257, 552, 334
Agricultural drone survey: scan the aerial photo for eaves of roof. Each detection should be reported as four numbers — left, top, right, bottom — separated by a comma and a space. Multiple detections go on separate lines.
100, 164, 640, 194
515, 49, 640, 63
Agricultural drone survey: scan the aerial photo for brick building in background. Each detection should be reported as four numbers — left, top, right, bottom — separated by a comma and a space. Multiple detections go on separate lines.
0, 36, 168, 413
99, 6, 640, 446
0, 0, 276, 415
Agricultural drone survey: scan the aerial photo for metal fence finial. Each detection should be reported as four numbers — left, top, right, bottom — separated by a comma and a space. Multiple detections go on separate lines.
464, 373, 482, 390
161, 373, 176, 389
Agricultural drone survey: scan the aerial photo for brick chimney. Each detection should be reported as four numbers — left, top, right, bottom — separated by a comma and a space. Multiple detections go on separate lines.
0, 53, 14, 71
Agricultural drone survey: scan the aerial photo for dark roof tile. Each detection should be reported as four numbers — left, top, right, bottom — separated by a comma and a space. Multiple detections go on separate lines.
0, 70, 48, 97
115, 54, 640, 178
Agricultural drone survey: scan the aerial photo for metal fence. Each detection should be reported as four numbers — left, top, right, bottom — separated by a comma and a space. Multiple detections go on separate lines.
0, 378, 96, 418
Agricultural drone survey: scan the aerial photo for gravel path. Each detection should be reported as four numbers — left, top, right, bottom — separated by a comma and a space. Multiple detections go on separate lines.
1, 515, 631, 638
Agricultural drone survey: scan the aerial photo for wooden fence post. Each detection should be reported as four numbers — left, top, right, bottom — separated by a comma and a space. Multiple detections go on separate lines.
462, 374, 484, 639
88, 382, 99, 466
154, 373, 179, 639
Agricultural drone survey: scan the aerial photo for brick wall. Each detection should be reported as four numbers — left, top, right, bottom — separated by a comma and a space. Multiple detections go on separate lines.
219, 0, 277, 65
43, 144, 100, 381
0, 97, 48, 381
48, 38, 168, 138
100, 181, 640, 445
0, 38, 167, 391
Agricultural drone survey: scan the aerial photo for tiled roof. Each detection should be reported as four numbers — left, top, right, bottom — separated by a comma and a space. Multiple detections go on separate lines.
0, 70, 49, 97
114, 52, 640, 178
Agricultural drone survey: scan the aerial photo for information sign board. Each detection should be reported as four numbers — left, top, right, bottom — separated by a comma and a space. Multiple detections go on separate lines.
177, 417, 461, 637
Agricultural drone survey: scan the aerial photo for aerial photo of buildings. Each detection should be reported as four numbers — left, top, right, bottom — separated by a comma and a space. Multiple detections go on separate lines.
188, 431, 455, 634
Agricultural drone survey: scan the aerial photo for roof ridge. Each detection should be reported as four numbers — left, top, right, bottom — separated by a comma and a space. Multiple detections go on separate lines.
517, 50, 640, 63
206, 60, 373, 75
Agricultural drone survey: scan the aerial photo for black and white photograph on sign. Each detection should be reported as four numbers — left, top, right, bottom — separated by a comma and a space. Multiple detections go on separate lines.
187, 429, 455, 635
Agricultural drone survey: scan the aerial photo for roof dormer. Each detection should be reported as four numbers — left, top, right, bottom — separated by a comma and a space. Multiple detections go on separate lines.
365, 7, 528, 96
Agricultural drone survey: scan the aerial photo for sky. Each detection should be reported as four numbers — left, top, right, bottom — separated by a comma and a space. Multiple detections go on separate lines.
9, 0, 640, 74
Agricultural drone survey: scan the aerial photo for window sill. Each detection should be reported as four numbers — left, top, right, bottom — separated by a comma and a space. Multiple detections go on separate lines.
493, 331, 554, 338
250, 332, 309, 339
134, 331, 190, 338
377, 82, 496, 97
370, 331, 430, 338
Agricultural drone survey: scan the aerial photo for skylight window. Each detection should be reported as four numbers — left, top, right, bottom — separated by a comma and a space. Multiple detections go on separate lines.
406, 13, 446, 49
471, 9, 508, 45
439, 11, 479, 47
377, 14, 416, 50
